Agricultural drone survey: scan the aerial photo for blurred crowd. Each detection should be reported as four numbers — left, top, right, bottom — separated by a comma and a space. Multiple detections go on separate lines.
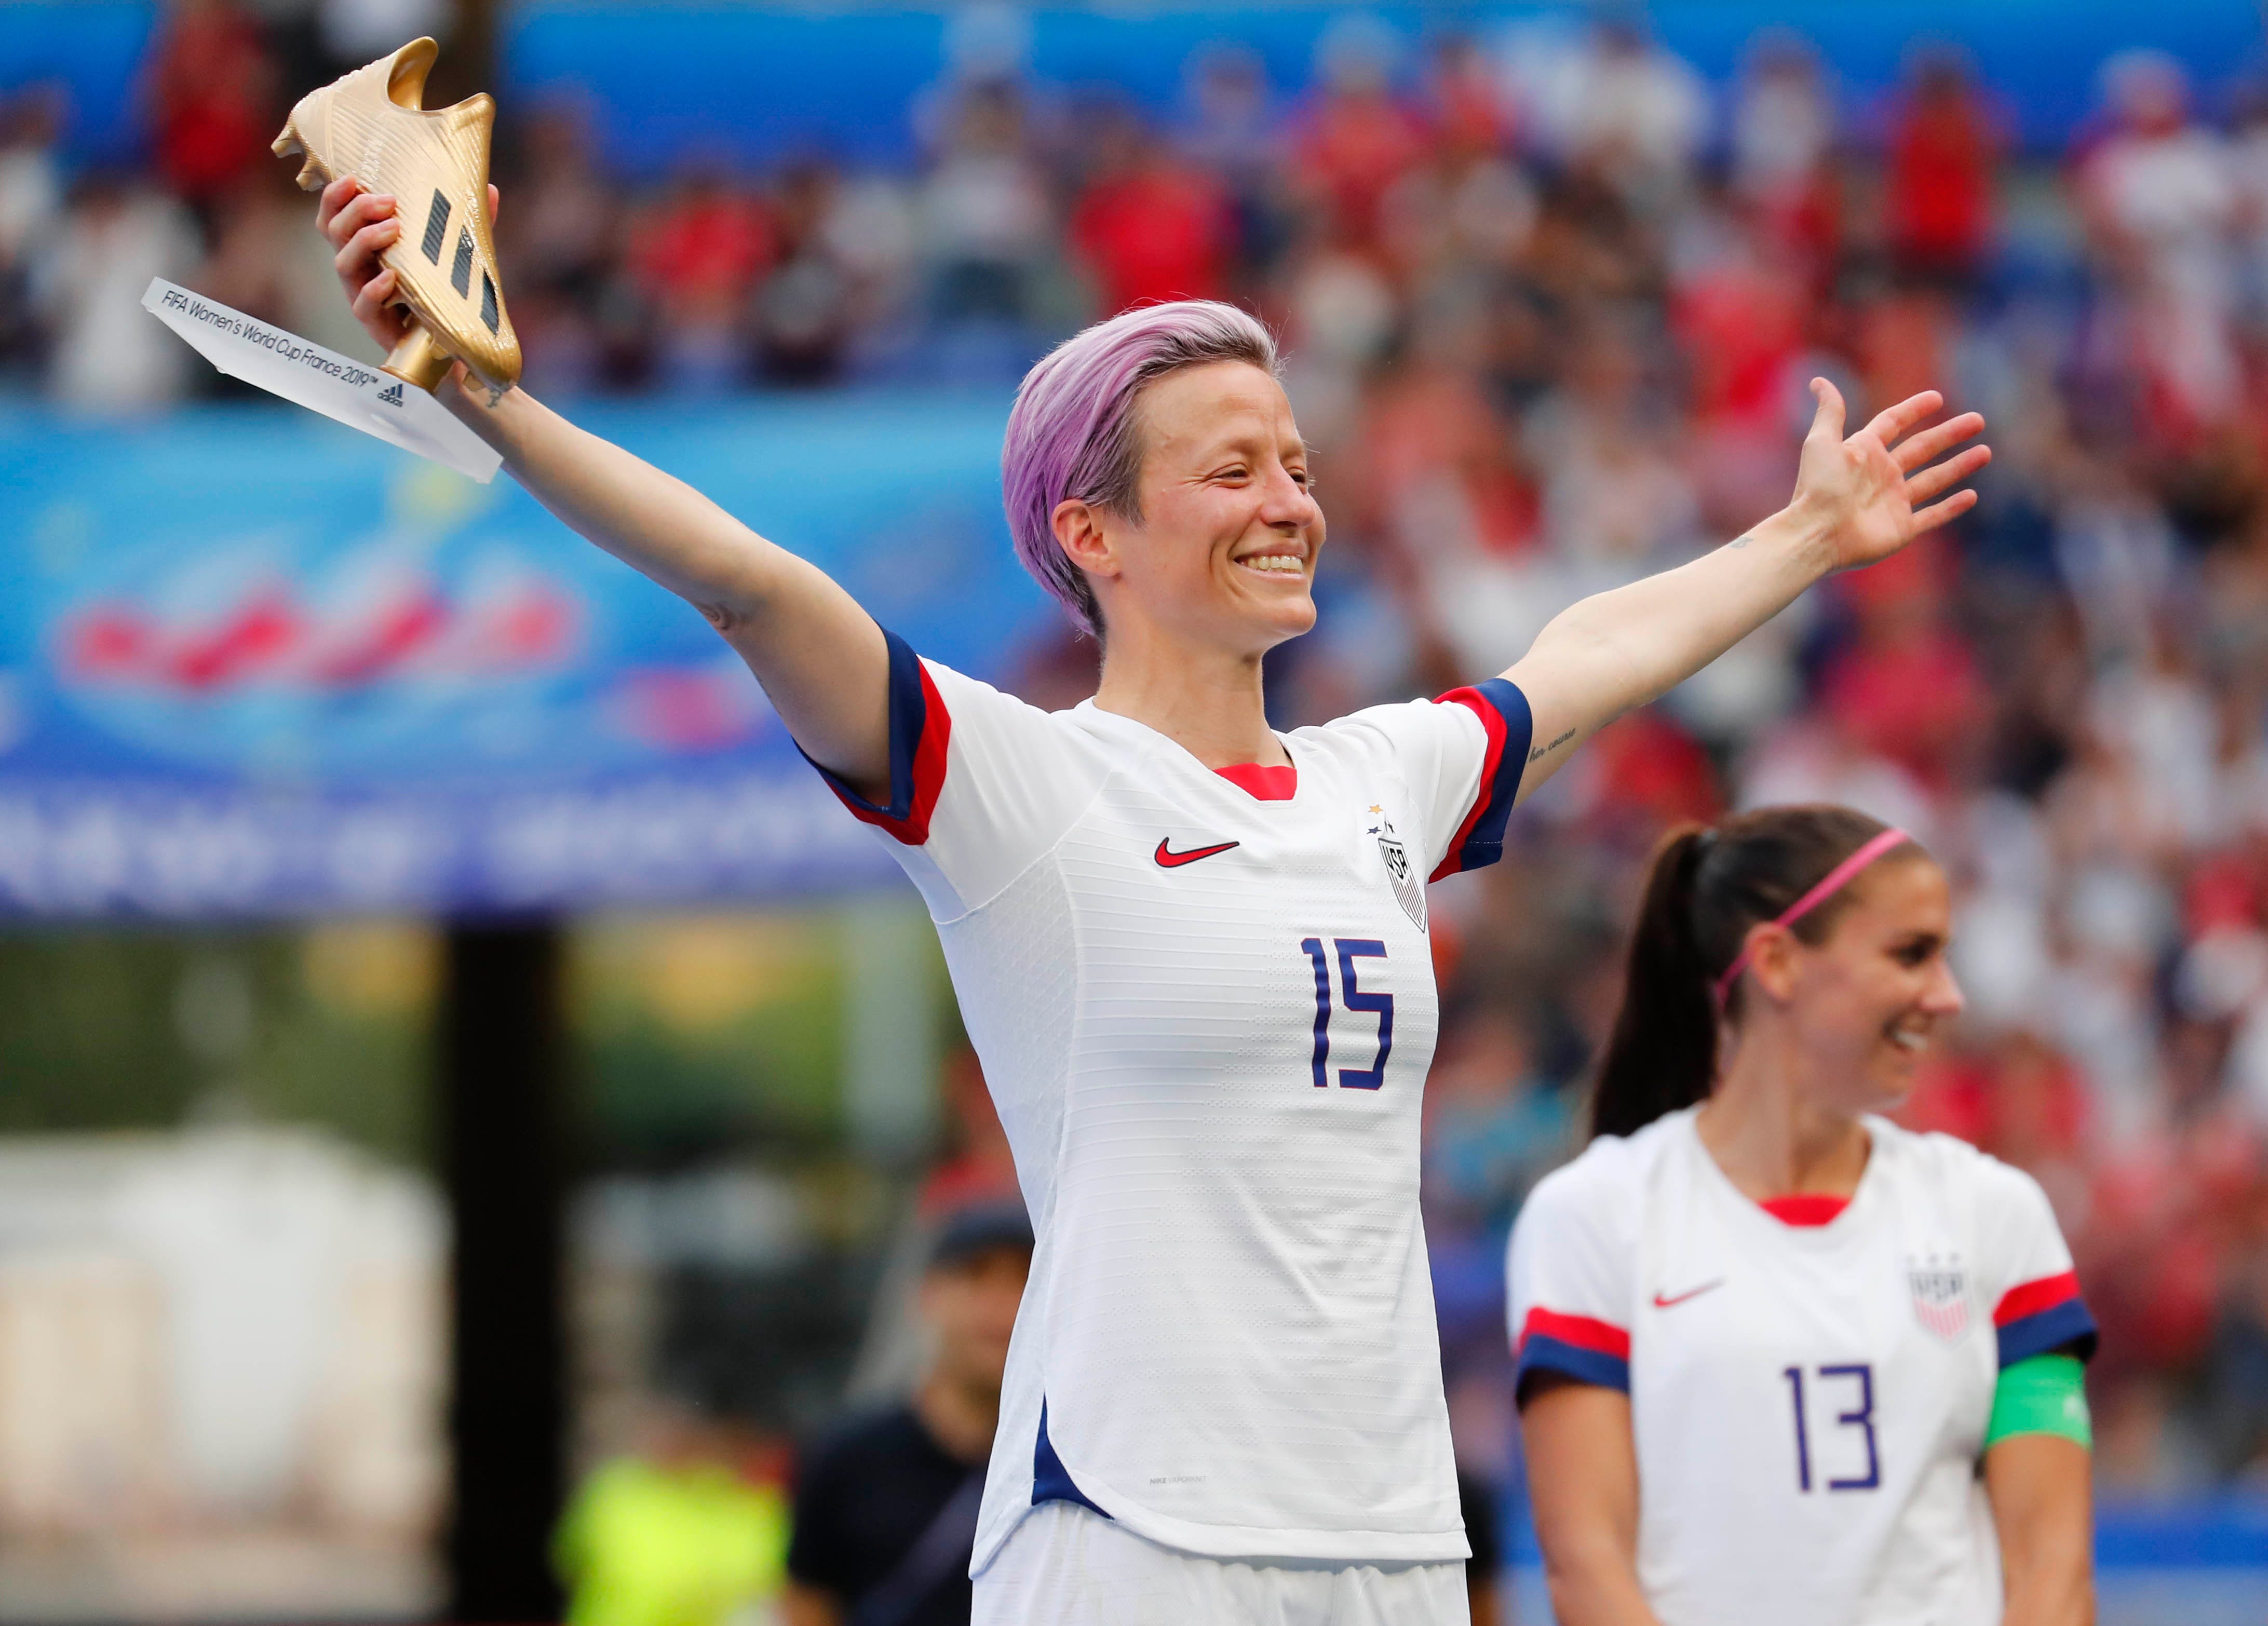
7, 0, 2268, 1505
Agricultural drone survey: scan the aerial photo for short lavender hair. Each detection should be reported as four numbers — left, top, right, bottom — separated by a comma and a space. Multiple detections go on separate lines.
1003, 301, 1281, 636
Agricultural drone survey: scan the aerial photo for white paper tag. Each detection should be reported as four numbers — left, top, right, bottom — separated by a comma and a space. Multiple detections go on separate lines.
143, 278, 503, 484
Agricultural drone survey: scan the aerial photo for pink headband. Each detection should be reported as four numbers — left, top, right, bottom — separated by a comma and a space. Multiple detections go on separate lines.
1712, 828, 1913, 1008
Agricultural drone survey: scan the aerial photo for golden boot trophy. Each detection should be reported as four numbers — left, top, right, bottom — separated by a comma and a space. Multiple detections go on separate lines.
273, 37, 521, 391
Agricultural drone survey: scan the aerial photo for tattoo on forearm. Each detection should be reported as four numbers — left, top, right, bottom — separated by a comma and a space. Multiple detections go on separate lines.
1528, 726, 1576, 763
1729, 534, 1754, 550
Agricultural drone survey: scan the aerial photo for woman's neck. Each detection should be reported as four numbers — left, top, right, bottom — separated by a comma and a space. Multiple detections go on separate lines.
1697, 1031, 1871, 1201
1090, 619, 1287, 769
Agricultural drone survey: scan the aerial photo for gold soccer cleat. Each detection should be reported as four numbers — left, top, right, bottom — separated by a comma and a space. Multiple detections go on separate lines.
273, 37, 520, 392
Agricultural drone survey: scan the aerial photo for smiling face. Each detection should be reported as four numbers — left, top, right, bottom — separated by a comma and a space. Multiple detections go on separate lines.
1054, 359, 1324, 657
1764, 854, 1966, 1113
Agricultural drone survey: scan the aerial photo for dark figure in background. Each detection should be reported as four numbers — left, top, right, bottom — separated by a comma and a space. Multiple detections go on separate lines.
785, 1202, 1033, 1626
1459, 1470, 1505, 1626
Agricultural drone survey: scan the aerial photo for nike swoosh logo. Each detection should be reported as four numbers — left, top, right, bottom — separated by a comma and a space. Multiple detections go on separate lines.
1154, 837, 1240, 869
1652, 1279, 1725, 1309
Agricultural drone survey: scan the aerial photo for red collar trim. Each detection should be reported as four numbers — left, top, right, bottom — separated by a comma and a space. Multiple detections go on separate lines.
1757, 1194, 1851, 1228
1214, 763, 1297, 801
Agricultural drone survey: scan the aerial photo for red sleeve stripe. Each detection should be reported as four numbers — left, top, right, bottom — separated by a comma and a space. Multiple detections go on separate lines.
1993, 1270, 2082, 1326
896, 660, 951, 844
1431, 686, 1504, 883
1517, 1307, 1631, 1359
1430, 679, 1530, 881
812, 631, 952, 847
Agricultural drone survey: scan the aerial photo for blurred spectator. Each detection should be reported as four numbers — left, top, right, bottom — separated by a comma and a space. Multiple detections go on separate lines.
503, 104, 619, 298
1733, 35, 1832, 203
555, 1401, 790, 1626
919, 79, 1053, 329
33, 172, 198, 411
2226, 84, 2268, 332
813, 172, 920, 363
500, 102, 621, 391
1818, 549, 1988, 791
1886, 49, 1999, 288
1554, 20, 1707, 215
1385, 46, 1534, 287
317, 0, 456, 80
0, 88, 64, 372
146, 0, 279, 220
1427, 35, 1518, 159
1294, 15, 1429, 251
2080, 51, 2241, 433
630, 161, 777, 391
784, 1202, 1031, 1626
1178, 45, 1278, 186
1731, 34, 1840, 279
1527, 306, 1699, 567
1071, 109, 1233, 316
754, 161, 859, 384
1178, 44, 1280, 192
1176, 44, 1285, 288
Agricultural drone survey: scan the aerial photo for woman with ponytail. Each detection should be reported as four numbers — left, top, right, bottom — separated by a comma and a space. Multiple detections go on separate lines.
1509, 806, 2098, 1626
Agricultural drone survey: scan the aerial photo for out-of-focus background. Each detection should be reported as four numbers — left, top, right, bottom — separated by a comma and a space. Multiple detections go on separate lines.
3, 0, 2267, 1621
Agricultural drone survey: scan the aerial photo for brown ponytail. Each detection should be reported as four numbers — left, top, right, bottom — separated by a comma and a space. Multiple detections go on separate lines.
1587, 805, 1910, 1141
1590, 825, 1718, 1140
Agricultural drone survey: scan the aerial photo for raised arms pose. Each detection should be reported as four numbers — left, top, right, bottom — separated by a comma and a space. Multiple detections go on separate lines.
316, 173, 2004, 1622
316, 179, 1986, 801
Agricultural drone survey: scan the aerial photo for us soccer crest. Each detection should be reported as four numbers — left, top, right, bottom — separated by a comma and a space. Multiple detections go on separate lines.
1370, 808, 1426, 930
1908, 1253, 1970, 1342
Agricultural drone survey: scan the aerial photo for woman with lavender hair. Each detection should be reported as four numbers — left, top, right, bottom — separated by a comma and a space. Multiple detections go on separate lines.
320, 174, 1985, 1622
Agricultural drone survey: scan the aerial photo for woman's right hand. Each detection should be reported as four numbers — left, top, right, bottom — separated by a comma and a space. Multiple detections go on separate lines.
315, 176, 502, 357
316, 177, 411, 354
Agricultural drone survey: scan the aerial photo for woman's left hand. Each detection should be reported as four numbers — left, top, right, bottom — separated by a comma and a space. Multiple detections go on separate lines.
1788, 378, 1990, 572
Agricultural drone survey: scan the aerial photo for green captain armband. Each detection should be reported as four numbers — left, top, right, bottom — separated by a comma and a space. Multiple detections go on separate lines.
1985, 1353, 2091, 1450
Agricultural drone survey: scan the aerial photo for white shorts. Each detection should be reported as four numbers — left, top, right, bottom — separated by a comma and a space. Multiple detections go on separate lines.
971, 1502, 1472, 1625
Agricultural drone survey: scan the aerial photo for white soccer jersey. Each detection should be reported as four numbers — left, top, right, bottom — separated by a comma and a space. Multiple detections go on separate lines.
1507, 1108, 2097, 1626
811, 631, 1531, 1571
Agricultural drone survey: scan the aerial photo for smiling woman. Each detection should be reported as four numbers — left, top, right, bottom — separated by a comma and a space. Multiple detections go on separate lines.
309, 164, 1989, 1620
1511, 807, 2099, 1626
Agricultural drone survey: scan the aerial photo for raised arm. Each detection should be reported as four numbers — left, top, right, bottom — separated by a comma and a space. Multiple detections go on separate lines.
1504, 380, 1988, 797
318, 180, 890, 795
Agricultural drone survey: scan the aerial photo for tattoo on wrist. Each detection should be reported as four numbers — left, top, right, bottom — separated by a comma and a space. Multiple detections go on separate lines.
1528, 726, 1576, 763
482, 381, 508, 409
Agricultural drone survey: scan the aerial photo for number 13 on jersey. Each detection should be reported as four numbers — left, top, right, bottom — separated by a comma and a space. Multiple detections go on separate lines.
1299, 938, 1394, 1090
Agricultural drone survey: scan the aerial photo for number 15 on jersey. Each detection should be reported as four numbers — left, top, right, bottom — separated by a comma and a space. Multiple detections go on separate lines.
1299, 938, 1394, 1090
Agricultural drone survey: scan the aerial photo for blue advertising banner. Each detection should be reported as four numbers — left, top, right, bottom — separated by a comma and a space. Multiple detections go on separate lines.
0, 392, 1055, 917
